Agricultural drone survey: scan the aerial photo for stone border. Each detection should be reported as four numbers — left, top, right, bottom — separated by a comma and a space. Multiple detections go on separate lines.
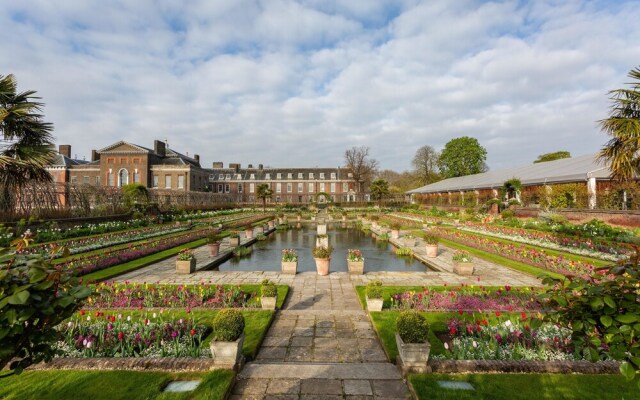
28, 357, 237, 372
428, 359, 620, 374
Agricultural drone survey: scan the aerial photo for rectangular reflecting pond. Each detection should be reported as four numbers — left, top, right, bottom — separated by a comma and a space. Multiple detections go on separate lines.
219, 223, 434, 272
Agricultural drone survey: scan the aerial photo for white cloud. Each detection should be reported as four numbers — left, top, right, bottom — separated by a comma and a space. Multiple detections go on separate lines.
1, 0, 639, 174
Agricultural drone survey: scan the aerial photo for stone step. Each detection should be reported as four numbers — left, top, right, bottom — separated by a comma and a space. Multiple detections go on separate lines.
278, 309, 366, 316
239, 362, 402, 380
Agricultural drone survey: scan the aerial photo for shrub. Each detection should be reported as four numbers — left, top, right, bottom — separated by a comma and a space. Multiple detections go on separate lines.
229, 232, 240, 239
212, 309, 245, 342
501, 209, 515, 219
255, 233, 267, 241
396, 311, 429, 343
377, 233, 390, 241
207, 233, 221, 244
261, 279, 277, 298
281, 249, 298, 262
366, 280, 383, 299
395, 247, 414, 257
370, 215, 380, 221
312, 246, 333, 258
176, 249, 194, 261
422, 234, 439, 245
232, 246, 252, 257
347, 249, 364, 262
244, 224, 253, 230
390, 222, 402, 230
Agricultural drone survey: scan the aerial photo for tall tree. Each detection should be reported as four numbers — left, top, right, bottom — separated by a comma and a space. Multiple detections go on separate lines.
411, 145, 440, 185
256, 183, 273, 212
598, 66, 640, 181
369, 179, 390, 208
437, 136, 487, 178
534, 151, 571, 163
0, 74, 55, 212
344, 146, 378, 196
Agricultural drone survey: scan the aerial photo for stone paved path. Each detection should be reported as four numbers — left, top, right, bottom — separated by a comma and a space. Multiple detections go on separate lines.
231, 274, 412, 399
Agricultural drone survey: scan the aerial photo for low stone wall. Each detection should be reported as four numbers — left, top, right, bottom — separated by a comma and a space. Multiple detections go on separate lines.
29, 357, 233, 372
429, 359, 620, 374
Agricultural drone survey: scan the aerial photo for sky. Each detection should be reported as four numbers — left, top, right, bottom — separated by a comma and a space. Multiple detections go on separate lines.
1, 0, 640, 172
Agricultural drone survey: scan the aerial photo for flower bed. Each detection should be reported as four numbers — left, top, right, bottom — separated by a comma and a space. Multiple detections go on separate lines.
390, 286, 544, 312
432, 227, 603, 280
460, 222, 631, 261
57, 315, 208, 357
62, 229, 216, 276
87, 283, 256, 309
442, 314, 575, 361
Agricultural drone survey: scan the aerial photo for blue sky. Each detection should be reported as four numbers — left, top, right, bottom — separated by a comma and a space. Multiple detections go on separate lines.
1, 0, 639, 172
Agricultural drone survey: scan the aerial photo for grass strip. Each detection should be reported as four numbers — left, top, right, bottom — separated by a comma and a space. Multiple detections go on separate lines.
409, 373, 637, 400
438, 238, 564, 280
0, 369, 235, 400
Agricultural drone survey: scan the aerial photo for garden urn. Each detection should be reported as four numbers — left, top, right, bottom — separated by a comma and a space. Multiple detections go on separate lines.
314, 257, 330, 276
395, 333, 430, 368
348, 260, 364, 275
425, 244, 438, 258
210, 333, 245, 367
244, 228, 253, 239
453, 262, 474, 275
391, 229, 400, 239
261, 296, 277, 310
228, 236, 240, 247
281, 261, 298, 275
268, 220, 275, 229
176, 258, 196, 274
366, 297, 383, 312
208, 242, 221, 257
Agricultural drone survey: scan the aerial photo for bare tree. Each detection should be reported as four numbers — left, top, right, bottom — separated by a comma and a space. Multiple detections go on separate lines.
344, 146, 378, 196
411, 145, 440, 185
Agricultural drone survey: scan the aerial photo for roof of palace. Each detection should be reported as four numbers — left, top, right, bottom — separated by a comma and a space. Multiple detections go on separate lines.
205, 167, 353, 181
407, 153, 611, 194
47, 154, 91, 168
96, 140, 201, 167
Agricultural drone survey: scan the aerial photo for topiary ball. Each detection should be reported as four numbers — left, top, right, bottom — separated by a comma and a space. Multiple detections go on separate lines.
396, 311, 429, 343
212, 309, 245, 342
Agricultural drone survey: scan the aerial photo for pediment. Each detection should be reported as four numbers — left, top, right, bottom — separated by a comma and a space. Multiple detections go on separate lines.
98, 141, 150, 154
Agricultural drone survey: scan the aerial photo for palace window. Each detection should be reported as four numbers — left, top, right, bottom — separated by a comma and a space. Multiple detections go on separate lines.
330, 183, 336, 193
238, 184, 243, 193
225, 184, 230, 193
250, 174, 255, 180
297, 183, 303, 193
83, 176, 90, 185
265, 173, 271, 180
287, 183, 292, 193
287, 173, 292, 179
249, 183, 255, 193
165, 175, 172, 189
178, 175, 184, 189
276, 183, 282, 193
298, 173, 303, 179
118, 169, 129, 187
319, 182, 325, 192
277, 173, 282, 179
331, 172, 336, 179
108, 173, 115, 187
343, 182, 348, 192
217, 184, 223, 192
320, 173, 325, 179
133, 171, 140, 184
309, 173, 314, 179
152, 175, 158, 188
308, 182, 314, 192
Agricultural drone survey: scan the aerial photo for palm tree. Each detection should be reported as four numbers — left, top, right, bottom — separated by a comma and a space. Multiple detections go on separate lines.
598, 66, 640, 181
256, 183, 273, 212
0, 74, 56, 213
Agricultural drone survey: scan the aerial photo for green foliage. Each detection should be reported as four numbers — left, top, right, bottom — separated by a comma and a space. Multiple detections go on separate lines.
0, 240, 91, 373
370, 179, 391, 203
533, 151, 572, 163
212, 309, 245, 342
542, 259, 640, 386
396, 311, 430, 343
232, 246, 252, 257
312, 245, 333, 258
366, 280, 383, 299
207, 233, 221, 243
437, 136, 488, 178
538, 183, 589, 209
500, 209, 515, 219
260, 279, 277, 298
451, 250, 472, 263
422, 233, 439, 245
502, 178, 522, 198
395, 246, 414, 256
121, 184, 149, 207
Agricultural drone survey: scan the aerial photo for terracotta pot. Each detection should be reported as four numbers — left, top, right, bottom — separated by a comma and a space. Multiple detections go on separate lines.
453, 262, 474, 275
244, 229, 253, 239
228, 237, 240, 247
395, 333, 430, 368
281, 261, 297, 274
391, 229, 400, 239
425, 244, 438, 258
342, 216, 347, 221
268, 221, 275, 229
208, 242, 220, 257
297, 215, 301, 221
314, 257, 330, 275
366, 297, 383, 312
347, 260, 364, 275
176, 259, 196, 274
210, 332, 245, 367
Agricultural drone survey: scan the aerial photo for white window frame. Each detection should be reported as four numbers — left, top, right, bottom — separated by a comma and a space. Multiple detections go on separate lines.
308, 182, 314, 192
297, 183, 303, 193
238, 184, 243, 193
217, 184, 223, 192
298, 173, 303, 179
250, 174, 255, 180
178, 175, 184, 189
276, 183, 282, 193
320, 173, 325, 179
309, 173, 314, 179
331, 172, 336, 180
165, 175, 171, 189
265, 173, 271, 180
287, 183, 292, 193
225, 184, 230, 193
343, 182, 348, 192
277, 173, 282, 179
319, 182, 325, 192
330, 183, 336, 193
249, 183, 255, 193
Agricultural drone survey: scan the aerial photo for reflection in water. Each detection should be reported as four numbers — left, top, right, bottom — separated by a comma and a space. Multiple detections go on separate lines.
219, 224, 432, 272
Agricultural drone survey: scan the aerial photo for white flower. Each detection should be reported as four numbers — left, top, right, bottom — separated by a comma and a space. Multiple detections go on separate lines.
86, 316, 91, 321
127, 316, 131, 322
83, 339, 87, 346
472, 340, 478, 348
86, 341, 92, 349
444, 342, 449, 350
67, 321, 73, 328
153, 313, 157, 318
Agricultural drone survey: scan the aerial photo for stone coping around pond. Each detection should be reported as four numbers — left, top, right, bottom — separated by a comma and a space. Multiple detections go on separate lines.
427, 359, 620, 374
28, 357, 237, 372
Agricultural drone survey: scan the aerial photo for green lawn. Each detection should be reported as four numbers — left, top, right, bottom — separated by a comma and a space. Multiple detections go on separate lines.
409, 373, 638, 400
0, 370, 234, 400
438, 237, 564, 280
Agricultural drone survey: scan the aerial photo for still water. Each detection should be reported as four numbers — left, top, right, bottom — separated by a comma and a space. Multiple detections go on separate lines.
218, 223, 432, 272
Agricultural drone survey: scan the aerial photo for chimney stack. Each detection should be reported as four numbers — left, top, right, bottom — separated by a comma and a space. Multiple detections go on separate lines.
258, 164, 263, 170
154, 140, 166, 157
229, 163, 241, 172
91, 150, 100, 162
194, 154, 200, 163
59, 145, 71, 158
248, 164, 253, 168
212, 162, 223, 168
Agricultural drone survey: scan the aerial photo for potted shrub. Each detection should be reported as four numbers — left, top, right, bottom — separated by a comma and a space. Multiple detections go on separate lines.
390, 222, 401, 239
312, 245, 333, 276
176, 249, 196, 274
452, 250, 474, 275
347, 249, 365, 275
422, 234, 439, 258
277, 213, 285, 224
244, 224, 253, 239
296, 212, 302, 221
260, 279, 277, 310
366, 280, 383, 311
487, 198, 501, 214
207, 233, 221, 257
395, 311, 430, 368
404, 233, 417, 247
342, 211, 348, 221
281, 248, 298, 274
210, 309, 245, 367
268, 220, 275, 229
228, 232, 240, 247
